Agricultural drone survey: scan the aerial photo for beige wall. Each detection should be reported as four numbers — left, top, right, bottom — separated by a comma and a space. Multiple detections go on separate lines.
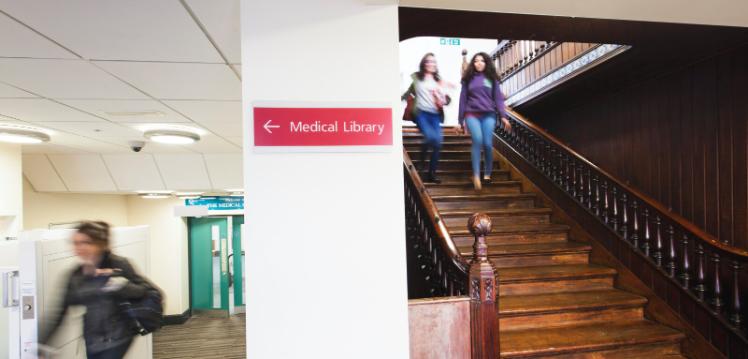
126, 196, 190, 316
22, 178, 129, 230
0, 143, 22, 238
401, 0, 748, 27
22, 179, 190, 316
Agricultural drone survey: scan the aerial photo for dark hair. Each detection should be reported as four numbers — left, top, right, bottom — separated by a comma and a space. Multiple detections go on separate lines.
416, 53, 441, 82
75, 221, 111, 250
462, 52, 499, 84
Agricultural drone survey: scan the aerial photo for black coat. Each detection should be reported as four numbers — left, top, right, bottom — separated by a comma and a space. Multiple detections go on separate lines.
41, 251, 150, 354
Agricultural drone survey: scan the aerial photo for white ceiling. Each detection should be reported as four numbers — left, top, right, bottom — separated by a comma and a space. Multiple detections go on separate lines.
0, 0, 244, 193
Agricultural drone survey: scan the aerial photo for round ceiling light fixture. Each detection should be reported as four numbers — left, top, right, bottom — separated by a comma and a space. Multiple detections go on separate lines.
0, 124, 51, 144
144, 129, 200, 145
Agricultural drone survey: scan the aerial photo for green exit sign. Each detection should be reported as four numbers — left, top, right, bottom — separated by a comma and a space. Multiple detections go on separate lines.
440, 37, 460, 46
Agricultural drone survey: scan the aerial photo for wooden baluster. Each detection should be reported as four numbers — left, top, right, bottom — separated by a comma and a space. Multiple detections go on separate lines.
550, 148, 557, 181
729, 261, 742, 326
620, 193, 629, 240
570, 160, 578, 197
577, 164, 585, 202
545, 144, 552, 177
592, 175, 601, 216
586, 168, 593, 208
539, 142, 547, 173
631, 200, 640, 248
601, 181, 609, 223
711, 254, 724, 312
641, 209, 651, 256
610, 186, 619, 230
468, 213, 499, 358
557, 151, 564, 187
653, 216, 663, 266
679, 234, 691, 288
694, 244, 706, 300
666, 225, 677, 276
565, 155, 572, 193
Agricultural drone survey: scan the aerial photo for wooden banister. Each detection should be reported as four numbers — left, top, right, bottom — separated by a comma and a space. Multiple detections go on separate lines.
506, 108, 748, 260
468, 213, 499, 359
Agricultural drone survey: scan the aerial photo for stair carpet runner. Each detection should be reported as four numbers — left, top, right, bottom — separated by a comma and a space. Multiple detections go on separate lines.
404, 132, 686, 358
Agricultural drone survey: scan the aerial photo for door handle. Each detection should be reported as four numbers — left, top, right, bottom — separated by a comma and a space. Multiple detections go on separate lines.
2, 270, 20, 308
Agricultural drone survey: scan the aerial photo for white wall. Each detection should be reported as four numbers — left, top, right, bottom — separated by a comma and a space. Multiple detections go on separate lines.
400, 37, 498, 126
126, 196, 190, 316
401, 0, 748, 27
242, 0, 410, 358
22, 178, 129, 230
0, 143, 22, 239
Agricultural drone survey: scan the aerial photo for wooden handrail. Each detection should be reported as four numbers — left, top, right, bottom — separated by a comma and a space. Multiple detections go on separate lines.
506, 108, 748, 260
403, 148, 469, 274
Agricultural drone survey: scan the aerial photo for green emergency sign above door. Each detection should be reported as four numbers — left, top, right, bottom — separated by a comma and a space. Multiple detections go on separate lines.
440, 37, 460, 46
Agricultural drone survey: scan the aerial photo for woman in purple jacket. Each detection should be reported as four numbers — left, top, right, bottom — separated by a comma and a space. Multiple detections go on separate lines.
458, 52, 512, 190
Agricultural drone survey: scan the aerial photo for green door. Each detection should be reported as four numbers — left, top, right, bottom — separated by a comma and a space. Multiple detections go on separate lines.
189, 217, 229, 310
189, 216, 245, 311
231, 215, 245, 307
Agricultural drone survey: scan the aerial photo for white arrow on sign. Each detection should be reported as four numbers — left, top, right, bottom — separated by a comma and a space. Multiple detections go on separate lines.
263, 120, 280, 134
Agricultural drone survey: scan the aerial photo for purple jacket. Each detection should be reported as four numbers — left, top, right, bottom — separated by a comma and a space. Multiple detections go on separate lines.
458, 73, 507, 125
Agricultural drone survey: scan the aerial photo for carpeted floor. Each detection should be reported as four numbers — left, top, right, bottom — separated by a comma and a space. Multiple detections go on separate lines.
153, 313, 246, 359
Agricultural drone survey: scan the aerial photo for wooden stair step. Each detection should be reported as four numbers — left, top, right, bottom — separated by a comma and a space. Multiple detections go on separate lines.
498, 264, 617, 296
426, 181, 522, 195
442, 208, 552, 230
432, 159, 500, 170
499, 289, 647, 331
463, 241, 590, 268
406, 150, 473, 160
414, 169, 511, 182
432, 193, 536, 210
451, 223, 569, 247
500, 320, 684, 358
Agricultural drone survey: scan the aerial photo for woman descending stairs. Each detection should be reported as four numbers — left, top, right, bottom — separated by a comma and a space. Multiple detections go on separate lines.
404, 131, 687, 358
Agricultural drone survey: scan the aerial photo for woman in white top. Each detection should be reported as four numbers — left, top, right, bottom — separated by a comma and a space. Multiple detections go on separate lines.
403, 53, 452, 183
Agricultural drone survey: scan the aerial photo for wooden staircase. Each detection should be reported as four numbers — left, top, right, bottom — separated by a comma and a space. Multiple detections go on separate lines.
404, 131, 687, 358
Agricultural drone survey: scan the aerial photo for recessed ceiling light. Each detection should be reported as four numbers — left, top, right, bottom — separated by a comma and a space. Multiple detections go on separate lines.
176, 192, 203, 199
137, 190, 173, 199
144, 129, 200, 144
0, 124, 51, 144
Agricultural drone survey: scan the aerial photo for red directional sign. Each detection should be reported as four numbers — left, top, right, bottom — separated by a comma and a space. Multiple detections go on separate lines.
253, 107, 393, 147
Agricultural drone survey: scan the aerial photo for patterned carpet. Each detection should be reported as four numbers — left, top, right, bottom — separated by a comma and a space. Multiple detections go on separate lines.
153, 313, 246, 359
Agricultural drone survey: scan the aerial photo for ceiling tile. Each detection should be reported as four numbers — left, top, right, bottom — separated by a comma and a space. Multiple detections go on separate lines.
164, 100, 241, 123
232, 64, 241, 76
0, 0, 222, 62
22, 154, 67, 191
185, 0, 241, 63
0, 12, 77, 59
187, 136, 241, 153
154, 154, 212, 190
47, 132, 129, 154
36, 121, 144, 139
48, 154, 118, 192
0, 83, 37, 98
21, 143, 88, 154
102, 154, 165, 191
225, 137, 243, 147
203, 154, 242, 190
95, 61, 240, 100
60, 99, 190, 123
0, 98, 103, 122
0, 58, 147, 99
198, 122, 243, 138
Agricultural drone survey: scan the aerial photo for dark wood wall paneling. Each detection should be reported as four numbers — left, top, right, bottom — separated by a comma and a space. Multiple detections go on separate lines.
524, 44, 748, 250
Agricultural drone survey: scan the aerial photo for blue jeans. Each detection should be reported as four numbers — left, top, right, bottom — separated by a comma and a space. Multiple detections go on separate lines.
465, 113, 497, 178
414, 110, 443, 174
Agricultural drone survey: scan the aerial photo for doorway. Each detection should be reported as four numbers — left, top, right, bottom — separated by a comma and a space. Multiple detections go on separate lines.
188, 216, 245, 315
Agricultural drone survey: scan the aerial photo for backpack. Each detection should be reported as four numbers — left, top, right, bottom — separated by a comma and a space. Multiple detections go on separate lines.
120, 286, 164, 335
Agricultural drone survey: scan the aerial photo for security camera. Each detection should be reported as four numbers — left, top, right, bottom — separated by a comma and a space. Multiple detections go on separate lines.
128, 140, 146, 153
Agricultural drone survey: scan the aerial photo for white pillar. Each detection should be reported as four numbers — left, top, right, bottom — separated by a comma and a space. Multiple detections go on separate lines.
0, 143, 22, 239
241, 1, 409, 358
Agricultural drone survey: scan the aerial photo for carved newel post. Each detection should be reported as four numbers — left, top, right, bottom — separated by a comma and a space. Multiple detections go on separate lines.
468, 213, 499, 359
